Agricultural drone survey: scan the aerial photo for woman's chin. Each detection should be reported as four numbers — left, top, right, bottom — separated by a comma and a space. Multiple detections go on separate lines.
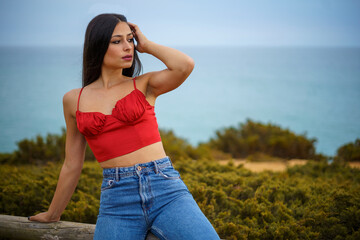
119, 62, 133, 69
122, 61, 133, 68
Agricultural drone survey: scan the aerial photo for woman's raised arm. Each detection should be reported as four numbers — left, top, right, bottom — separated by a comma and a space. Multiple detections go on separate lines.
28, 89, 87, 222
128, 22, 195, 97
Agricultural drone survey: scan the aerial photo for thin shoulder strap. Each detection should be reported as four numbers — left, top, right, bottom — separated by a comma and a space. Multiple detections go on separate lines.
133, 77, 137, 90
77, 87, 84, 111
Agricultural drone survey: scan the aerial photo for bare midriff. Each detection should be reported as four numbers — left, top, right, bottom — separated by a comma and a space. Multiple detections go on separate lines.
99, 141, 167, 168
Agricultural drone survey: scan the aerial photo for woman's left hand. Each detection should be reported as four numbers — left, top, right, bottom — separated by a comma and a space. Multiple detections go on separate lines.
127, 22, 150, 53
28, 211, 60, 223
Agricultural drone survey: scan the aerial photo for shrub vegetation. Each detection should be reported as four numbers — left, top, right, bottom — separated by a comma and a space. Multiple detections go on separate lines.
1, 159, 359, 239
0, 127, 96, 165
334, 138, 360, 163
207, 118, 328, 161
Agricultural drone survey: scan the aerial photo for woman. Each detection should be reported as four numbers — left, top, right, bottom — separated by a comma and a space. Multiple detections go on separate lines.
28, 13, 221, 240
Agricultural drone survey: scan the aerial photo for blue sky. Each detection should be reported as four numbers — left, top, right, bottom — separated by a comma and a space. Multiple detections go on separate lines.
0, 0, 359, 47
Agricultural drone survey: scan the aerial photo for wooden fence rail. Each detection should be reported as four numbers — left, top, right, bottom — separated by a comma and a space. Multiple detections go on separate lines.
0, 214, 159, 240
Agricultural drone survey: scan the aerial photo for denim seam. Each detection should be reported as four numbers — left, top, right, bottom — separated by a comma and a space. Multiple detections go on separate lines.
150, 225, 168, 240
138, 176, 150, 226
145, 176, 154, 211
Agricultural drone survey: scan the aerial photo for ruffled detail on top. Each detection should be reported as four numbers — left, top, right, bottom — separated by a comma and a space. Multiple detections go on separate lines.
112, 89, 147, 123
76, 111, 107, 136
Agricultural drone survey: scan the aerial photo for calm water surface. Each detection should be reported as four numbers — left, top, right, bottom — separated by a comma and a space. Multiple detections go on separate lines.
0, 46, 359, 157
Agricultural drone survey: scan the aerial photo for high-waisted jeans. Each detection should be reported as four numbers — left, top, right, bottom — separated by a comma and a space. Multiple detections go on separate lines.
93, 156, 221, 240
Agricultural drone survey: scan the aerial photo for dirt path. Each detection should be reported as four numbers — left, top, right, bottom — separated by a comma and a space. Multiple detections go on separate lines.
218, 159, 360, 172
349, 162, 360, 169
218, 159, 307, 172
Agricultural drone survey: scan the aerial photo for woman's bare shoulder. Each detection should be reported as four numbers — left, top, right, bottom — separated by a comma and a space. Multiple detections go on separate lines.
62, 88, 82, 116
63, 88, 82, 103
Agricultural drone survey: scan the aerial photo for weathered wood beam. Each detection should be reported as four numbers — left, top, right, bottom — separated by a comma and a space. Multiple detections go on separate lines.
0, 214, 159, 240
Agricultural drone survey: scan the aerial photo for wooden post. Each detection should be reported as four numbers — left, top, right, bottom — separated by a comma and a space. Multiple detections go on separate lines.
0, 214, 159, 240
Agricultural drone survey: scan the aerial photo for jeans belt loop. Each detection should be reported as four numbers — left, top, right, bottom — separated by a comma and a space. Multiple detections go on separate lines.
115, 167, 119, 182
153, 160, 159, 174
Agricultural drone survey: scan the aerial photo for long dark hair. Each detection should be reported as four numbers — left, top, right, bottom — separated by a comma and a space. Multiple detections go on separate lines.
82, 13, 142, 87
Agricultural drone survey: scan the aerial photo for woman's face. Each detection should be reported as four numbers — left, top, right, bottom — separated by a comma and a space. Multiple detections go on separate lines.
102, 21, 135, 70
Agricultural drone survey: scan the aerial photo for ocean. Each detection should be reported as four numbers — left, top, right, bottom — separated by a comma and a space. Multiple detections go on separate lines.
0, 45, 359, 157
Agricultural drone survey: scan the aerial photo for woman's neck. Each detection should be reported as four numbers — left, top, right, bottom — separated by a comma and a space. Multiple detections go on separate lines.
99, 67, 126, 89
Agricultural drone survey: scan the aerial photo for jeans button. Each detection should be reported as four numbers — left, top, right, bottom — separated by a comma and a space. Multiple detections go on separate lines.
137, 166, 141, 171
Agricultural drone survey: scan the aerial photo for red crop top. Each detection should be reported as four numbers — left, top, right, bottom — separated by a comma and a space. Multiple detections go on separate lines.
76, 77, 162, 162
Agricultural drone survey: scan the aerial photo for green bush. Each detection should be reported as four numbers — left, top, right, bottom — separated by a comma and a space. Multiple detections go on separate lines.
1, 159, 359, 239
13, 130, 66, 164
208, 118, 327, 160
0, 127, 96, 165
335, 138, 360, 162
0, 161, 101, 223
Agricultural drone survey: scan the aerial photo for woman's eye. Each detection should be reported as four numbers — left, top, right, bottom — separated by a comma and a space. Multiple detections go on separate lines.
112, 38, 133, 44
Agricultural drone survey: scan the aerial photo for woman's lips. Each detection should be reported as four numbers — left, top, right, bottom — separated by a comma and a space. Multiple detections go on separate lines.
122, 55, 132, 61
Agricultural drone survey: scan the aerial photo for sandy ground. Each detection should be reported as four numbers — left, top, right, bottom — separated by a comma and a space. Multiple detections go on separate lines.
349, 162, 360, 169
218, 159, 360, 172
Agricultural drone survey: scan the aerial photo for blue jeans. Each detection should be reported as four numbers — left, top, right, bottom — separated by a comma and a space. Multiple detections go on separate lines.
93, 156, 221, 240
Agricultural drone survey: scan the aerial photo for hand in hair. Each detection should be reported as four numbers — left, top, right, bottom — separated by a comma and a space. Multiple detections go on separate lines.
128, 22, 150, 53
